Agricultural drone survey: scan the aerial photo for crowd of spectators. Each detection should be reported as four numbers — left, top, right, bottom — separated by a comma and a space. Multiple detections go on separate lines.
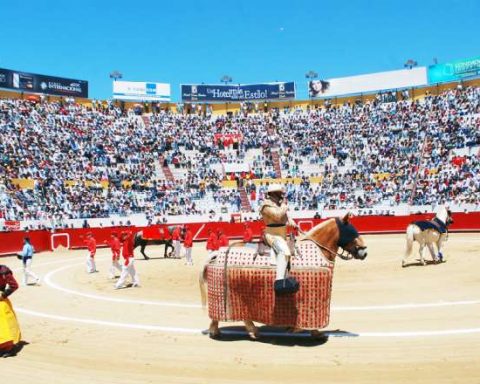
0, 85, 479, 224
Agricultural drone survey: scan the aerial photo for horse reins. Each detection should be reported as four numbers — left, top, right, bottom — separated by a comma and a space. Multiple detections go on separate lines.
301, 236, 355, 261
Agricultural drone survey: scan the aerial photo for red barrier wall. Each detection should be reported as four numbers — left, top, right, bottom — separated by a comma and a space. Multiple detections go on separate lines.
1, 212, 479, 256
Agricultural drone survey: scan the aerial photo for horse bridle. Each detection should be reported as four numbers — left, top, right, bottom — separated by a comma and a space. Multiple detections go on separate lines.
302, 237, 358, 261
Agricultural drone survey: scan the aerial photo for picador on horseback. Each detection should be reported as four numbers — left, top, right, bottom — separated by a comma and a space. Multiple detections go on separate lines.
259, 184, 299, 287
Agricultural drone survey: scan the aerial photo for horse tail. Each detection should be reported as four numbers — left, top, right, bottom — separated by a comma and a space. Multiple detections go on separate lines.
405, 224, 416, 259
199, 264, 208, 308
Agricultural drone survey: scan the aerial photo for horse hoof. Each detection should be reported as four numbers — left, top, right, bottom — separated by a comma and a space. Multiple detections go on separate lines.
209, 331, 221, 339
144, 257, 150, 260
248, 331, 259, 340
401, 261, 406, 268
311, 330, 327, 339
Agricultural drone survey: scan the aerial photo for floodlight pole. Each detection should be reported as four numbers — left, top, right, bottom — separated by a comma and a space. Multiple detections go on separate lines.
220, 75, 232, 113
403, 60, 418, 70
109, 71, 123, 81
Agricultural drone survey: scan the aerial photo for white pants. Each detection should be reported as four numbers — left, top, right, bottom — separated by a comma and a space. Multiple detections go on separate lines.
269, 237, 291, 280
115, 259, 140, 288
174, 240, 181, 258
86, 255, 96, 273
23, 258, 39, 285
109, 260, 122, 279
185, 247, 193, 265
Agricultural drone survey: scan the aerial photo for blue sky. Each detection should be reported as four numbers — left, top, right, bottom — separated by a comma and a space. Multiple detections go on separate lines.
0, 0, 478, 101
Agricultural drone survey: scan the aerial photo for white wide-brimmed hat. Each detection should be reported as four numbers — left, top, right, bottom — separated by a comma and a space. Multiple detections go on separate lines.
267, 184, 284, 194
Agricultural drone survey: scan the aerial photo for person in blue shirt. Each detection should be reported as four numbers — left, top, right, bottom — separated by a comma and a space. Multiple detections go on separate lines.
17, 237, 39, 286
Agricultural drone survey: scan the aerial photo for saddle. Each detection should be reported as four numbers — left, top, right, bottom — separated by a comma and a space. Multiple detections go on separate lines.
413, 218, 448, 234
256, 233, 297, 257
210, 239, 332, 270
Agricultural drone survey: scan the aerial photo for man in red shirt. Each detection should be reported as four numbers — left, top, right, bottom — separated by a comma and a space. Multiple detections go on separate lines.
0, 265, 21, 357
183, 226, 194, 266
243, 222, 253, 244
217, 230, 229, 247
83, 232, 97, 273
106, 232, 122, 279
206, 229, 218, 257
115, 232, 140, 289
172, 225, 182, 259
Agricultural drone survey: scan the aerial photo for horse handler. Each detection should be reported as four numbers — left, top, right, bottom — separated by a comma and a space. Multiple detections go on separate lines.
183, 225, 194, 266
0, 264, 21, 357
172, 225, 182, 259
83, 232, 97, 273
115, 231, 140, 289
106, 232, 122, 279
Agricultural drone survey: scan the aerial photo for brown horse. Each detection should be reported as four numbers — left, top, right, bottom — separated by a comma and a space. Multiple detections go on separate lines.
200, 213, 367, 339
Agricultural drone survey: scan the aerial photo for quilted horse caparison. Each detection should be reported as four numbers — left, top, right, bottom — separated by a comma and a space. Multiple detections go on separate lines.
206, 240, 334, 330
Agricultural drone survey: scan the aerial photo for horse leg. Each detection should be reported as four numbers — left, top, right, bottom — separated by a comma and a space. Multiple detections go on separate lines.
427, 243, 438, 263
208, 320, 220, 339
403, 226, 415, 267
163, 242, 169, 258
418, 243, 427, 266
141, 243, 150, 260
244, 320, 259, 340
437, 235, 445, 262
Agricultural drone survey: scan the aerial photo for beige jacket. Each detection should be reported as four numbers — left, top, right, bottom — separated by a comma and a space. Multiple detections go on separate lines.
260, 198, 295, 240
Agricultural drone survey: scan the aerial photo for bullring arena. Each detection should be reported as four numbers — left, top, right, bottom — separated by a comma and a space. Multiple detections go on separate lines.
2, 232, 480, 383
1, 6, 480, 381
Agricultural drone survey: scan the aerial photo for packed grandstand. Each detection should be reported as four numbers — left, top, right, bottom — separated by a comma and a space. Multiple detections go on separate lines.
0, 82, 479, 230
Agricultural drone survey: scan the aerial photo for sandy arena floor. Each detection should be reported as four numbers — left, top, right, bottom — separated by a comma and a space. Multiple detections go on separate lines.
2, 233, 480, 383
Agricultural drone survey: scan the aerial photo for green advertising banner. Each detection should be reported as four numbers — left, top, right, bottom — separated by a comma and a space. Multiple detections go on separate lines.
428, 56, 480, 84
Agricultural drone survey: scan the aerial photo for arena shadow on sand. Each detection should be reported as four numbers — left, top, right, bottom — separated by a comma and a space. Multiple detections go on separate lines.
202, 326, 359, 346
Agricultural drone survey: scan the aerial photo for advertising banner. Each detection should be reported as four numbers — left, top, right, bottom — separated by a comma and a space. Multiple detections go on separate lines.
181, 82, 295, 102
0, 67, 88, 98
308, 67, 427, 98
113, 81, 171, 102
428, 56, 480, 84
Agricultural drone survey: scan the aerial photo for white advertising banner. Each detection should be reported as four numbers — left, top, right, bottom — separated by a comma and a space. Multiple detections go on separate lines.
113, 81, 171, 101
309, 67, 428, 98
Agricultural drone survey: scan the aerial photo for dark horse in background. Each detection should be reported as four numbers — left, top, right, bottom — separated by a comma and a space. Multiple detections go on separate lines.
134, 227, 175, 260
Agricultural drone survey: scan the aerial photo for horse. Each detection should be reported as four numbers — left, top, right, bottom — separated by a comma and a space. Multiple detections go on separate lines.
402, 206, 454, 267
199, 213, 367, 339
134, 228, 175, 260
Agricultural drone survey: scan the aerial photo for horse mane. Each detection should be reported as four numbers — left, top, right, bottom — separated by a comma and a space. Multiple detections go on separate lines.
434, 206, 449, 224
304, 218, 335, 238
303, 219, 340, 247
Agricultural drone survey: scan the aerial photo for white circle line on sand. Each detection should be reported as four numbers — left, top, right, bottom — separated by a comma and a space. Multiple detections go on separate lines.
15, 307, 201, 334
44, 262, 480, 311
44, 262, 202, 308
14, 307, 480, 338
12, 257, 85, 274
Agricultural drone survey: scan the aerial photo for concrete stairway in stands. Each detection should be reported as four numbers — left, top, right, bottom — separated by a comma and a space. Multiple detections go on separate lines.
238, 186, 252, 212
159, 155, 175, 183
142, 115, 150, 128
271, 150, 282, 178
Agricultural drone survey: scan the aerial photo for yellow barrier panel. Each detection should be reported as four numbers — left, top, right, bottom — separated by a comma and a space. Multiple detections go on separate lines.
309, 176, 323, 184
10, 178, 35, 190
222, 180, 238, 188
